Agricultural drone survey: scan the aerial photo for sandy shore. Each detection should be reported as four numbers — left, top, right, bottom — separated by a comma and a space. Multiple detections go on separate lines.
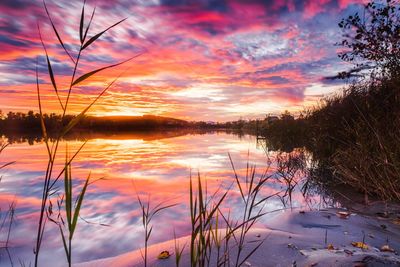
76, 208, 400, 267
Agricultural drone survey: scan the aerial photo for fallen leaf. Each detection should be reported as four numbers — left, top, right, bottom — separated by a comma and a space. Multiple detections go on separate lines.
392, 219, 400, 225
327, 244, 335, 250
380, 245, 395, 253
351, 242, 368, 249
157, 250, 171, 259
336, 211, 350, 219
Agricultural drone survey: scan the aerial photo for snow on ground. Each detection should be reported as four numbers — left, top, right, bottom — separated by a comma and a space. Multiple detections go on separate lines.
76, 208, 400, 267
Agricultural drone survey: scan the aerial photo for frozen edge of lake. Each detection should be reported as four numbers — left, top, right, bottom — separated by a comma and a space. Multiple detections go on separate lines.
76, 208, 400, 267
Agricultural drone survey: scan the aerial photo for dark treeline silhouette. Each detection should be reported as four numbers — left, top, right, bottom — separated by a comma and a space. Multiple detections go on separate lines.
223, 112, 308, 152
0, 111, 229, 136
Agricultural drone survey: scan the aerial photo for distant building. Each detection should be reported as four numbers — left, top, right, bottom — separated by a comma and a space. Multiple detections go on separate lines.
265, 115, 279, 124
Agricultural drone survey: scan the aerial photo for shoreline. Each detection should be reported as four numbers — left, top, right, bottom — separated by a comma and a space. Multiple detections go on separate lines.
76, 208, 400, 267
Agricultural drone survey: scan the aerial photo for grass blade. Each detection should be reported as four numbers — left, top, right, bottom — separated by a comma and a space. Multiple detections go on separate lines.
82, 18, 127, 50
36, 58, 51, 159
43, 0, 75, 64
0, 162, 15, 170
228, 153, 245, 201
64, 147, 72, 232
37, 23, 65, 111
70, 172, 90, 238
79, 1, 86, 44
83, 5, 96, 42
71, 56, 136, 86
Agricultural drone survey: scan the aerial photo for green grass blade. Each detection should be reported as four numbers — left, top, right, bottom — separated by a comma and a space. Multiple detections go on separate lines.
71, 172, 90, 238
64, 151, 71, 230
64, 146, 72, 232
82, 18, 127, 50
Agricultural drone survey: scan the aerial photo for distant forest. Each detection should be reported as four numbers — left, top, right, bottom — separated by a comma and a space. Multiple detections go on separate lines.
0, 110, 232, 135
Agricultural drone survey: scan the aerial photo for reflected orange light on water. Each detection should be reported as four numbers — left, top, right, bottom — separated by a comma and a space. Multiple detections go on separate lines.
0, 132, 330, 266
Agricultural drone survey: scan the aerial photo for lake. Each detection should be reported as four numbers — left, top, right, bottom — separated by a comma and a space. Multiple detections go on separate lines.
0, 131, 335, 266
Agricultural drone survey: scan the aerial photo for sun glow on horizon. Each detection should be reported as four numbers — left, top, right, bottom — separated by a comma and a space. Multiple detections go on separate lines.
0, 0, 363, 120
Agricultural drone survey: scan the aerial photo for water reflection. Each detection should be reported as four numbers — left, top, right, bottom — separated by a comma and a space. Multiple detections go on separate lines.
0, 131, 337, 266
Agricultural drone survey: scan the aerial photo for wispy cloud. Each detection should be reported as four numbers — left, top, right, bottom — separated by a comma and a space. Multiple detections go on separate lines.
0, 0, 365, 120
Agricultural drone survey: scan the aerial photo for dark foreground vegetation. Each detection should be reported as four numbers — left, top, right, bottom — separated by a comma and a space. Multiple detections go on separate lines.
233, 0, 400, 202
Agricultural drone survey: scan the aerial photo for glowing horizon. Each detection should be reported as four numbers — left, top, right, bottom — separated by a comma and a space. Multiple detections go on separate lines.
0, 0, 365, 121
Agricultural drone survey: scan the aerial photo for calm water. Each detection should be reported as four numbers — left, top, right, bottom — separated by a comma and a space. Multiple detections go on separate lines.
0, 131, 333, 266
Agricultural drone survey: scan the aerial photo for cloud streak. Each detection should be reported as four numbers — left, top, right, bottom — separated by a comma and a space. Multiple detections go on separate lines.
0, 0, 365, 120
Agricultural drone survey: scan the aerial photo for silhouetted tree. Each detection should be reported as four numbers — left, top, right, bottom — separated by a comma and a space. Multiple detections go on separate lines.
338, 0, 400, 78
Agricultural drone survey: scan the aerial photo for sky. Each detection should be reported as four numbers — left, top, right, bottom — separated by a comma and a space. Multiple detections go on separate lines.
0, 0, 366, 121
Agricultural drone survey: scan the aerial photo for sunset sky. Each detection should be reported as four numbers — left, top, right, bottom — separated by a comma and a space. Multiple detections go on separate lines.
0, 0, 365, 121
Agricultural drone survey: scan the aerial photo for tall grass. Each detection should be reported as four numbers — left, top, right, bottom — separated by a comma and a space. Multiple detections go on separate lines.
0, 142, 16, 248
34, 1, 136, 265
189, 172, 229, 267
306, 76, 400, 201
275, 150, 308, 209
174, 230, 186, 267
0, 142, 16, 266
47, 147, 91, 267
187, 154, 280, 267
136, 193, 176, 267
227, 153, 278, 267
